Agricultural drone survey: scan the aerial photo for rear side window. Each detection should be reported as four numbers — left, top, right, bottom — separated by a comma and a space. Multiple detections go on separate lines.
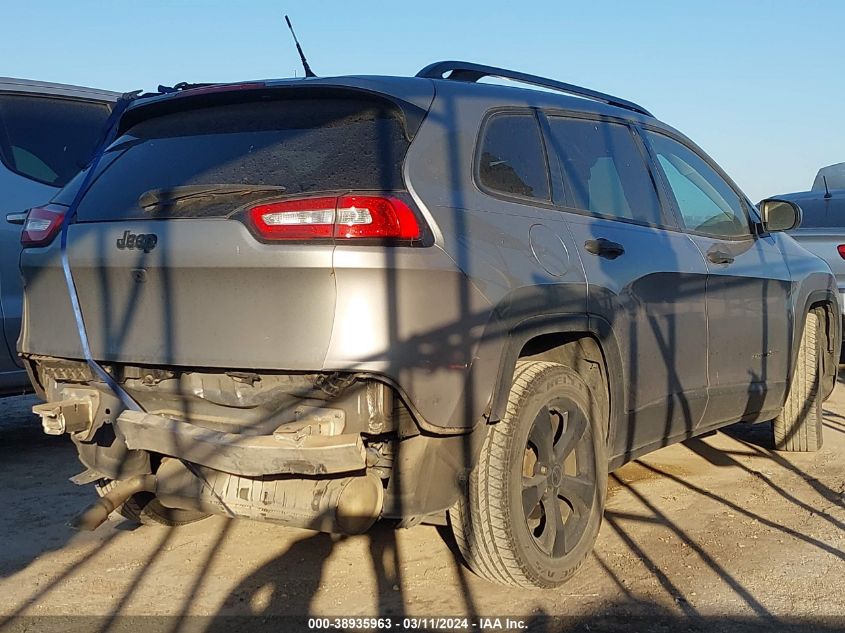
0, 94, 111, 187
477, 113, 550, 201
74, 96, 411, 221
545, 116, 663, 225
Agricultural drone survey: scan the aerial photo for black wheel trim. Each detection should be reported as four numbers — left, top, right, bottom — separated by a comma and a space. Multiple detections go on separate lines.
521, 398, 596, 559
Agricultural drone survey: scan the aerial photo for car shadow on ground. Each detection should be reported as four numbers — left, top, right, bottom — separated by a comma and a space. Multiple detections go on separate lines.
208, 524, 405, 620
2, 410, 844, 633
2, 371, 843, 633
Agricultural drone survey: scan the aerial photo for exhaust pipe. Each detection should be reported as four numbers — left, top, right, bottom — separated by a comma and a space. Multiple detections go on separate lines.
71, 474, 156, 531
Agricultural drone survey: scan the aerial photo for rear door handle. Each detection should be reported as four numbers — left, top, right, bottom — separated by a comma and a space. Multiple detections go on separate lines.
584, 238, 625, 259
707, 250, 734, 265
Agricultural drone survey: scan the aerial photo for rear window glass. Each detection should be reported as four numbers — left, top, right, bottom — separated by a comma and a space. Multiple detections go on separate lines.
813, 163, 845, 191
0, 94, 111, 187
73, 97, 410, 221
477, 113, 550, 201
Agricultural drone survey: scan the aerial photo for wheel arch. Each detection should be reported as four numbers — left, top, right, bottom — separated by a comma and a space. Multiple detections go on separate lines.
487, 314, 624, 455
801, 291, 840, 401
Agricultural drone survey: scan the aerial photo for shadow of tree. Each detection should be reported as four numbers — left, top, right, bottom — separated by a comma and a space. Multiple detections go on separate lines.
2, 59, 844, 633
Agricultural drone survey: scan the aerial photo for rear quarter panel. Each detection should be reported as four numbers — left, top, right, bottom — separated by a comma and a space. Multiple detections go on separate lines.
396, 82, 588, 431
775, 232, 841, 382
789, 228, 845, 306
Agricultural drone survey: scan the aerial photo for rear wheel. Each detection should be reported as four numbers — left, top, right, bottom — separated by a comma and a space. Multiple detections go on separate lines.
95, 479, 210, 527
450, 361, 607, 588
773, 310, 824, 452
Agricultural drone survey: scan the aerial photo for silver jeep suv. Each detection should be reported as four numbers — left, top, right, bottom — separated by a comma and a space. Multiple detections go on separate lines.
18, 62, 840, 588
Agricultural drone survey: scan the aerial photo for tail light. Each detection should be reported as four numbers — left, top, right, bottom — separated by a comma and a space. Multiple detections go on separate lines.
248, 195, 423, 242
838, 245, 845, 260
21, 205, 67, 247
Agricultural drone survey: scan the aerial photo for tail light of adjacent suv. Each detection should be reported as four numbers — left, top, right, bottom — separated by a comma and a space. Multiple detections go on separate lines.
248, 195, 424, 242
837, 245, 845, 260
20, 205, 67, 247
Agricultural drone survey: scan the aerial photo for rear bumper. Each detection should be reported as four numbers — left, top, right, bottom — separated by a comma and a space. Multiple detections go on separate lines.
114, 410, 367, 477
30, 369, 487, 522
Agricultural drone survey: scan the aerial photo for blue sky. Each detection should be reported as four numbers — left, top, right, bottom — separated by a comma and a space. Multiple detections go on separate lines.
3, 0, 841, 201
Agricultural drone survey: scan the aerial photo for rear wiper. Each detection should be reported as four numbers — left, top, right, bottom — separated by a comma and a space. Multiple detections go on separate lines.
139, 184, 287, 211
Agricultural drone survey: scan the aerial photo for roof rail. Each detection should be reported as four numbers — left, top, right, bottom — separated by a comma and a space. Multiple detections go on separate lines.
416, 60, 653, 117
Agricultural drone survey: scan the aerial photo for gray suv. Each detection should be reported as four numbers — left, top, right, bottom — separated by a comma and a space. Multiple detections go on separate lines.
19, 62, 840, 588
0, 77, 116, 394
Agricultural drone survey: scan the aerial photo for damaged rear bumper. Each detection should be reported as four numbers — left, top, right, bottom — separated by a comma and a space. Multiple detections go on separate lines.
29, 362, 480, 526
113, 410, 368, 477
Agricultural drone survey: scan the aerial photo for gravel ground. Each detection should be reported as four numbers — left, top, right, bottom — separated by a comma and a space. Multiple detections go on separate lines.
0, 380, 844, 633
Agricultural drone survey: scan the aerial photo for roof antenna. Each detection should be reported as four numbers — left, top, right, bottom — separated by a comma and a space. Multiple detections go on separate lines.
823, 175, 832, 199
284, 15, 316, 78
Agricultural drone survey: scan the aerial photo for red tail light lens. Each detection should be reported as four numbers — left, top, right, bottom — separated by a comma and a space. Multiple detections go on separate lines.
838, 245, 845, 259
248, 195, 423, 242
21, 205, 67, 247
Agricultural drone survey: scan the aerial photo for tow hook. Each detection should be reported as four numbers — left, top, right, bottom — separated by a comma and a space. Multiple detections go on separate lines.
32, 389, 102, 439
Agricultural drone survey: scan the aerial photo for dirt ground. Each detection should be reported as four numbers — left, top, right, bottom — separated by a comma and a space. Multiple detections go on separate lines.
1, 377, 844, 633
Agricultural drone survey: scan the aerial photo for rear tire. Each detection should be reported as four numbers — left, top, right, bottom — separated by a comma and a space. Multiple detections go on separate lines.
774, 311, 824, 452
450, 361, 607, 588
95, 479, 210, 527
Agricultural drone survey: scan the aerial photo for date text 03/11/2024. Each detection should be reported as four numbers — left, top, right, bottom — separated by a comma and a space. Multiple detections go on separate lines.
307, 617, 528, 630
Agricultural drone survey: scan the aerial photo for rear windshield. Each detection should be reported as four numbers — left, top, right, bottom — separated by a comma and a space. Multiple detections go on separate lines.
72, 96, 410, 221
0, 94, 111, 187
812, 163, 845, 191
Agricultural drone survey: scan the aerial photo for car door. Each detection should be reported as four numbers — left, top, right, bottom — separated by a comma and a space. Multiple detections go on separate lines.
542, 113, 710, 461
640, 128, 792, 426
